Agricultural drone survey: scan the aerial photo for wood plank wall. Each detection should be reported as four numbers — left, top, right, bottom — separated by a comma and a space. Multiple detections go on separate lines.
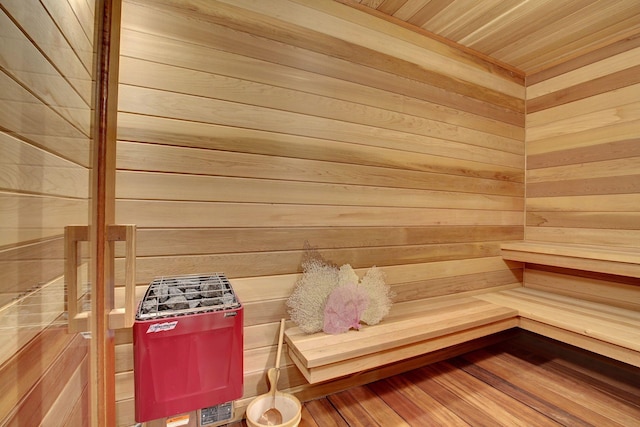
0, 0, 95, 425
114, 0, 525, 424
524, 36, 640, 308
526, 38, 640, 248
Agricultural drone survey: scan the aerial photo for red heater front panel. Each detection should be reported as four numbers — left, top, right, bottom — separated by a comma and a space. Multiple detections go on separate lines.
133, 306, 243, 422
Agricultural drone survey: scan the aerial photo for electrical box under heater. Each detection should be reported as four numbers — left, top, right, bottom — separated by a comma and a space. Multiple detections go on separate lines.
133, 273, 243, 423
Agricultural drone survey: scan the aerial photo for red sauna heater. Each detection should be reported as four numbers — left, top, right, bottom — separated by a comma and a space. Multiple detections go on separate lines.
133, 273, 243, 423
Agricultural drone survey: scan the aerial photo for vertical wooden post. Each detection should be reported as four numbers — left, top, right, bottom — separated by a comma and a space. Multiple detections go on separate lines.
91, 0, 121, 425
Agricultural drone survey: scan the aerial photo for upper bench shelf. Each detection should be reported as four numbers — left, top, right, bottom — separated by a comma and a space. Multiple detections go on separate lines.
500, 241, 640, 278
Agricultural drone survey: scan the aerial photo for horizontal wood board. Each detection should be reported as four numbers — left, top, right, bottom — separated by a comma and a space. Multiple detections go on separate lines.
1, 0, 95, 425
525, 37, 640, 249
349, 0, 640, 75
115, 0, 525, 424
524, 264, 640, 311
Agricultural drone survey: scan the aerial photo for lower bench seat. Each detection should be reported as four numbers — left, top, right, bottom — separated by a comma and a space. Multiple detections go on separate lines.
284, 297, 519, 383
285, 288, 640, 384
475, 287, 640, 368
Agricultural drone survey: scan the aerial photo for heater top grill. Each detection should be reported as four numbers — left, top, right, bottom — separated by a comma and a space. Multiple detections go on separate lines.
135, 272, 240, 320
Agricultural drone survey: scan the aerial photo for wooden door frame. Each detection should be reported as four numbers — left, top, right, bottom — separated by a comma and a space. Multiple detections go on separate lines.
91, 0, 122, 424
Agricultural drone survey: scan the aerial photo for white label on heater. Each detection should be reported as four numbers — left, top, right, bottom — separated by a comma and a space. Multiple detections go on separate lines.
146, 320, 178, 333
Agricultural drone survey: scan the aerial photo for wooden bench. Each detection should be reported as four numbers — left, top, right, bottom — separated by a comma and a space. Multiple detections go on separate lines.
284, 296, 519, 383
286, 242, 640, 383
285, 288, 640, 383
500, 241, 640, 278
496, 241, 640, 366
476, 287, 640, 368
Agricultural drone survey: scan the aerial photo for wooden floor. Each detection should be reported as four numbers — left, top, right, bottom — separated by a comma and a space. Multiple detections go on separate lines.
232, 332, 640, 426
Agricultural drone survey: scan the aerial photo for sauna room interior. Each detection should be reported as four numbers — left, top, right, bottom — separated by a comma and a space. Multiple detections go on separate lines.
2, 0, 639, 426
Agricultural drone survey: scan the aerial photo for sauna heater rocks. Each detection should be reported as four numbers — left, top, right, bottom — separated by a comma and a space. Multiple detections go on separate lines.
133, 273, 243, 423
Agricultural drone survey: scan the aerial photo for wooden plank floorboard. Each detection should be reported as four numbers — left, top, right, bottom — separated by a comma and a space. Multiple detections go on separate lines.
464, 349, 623, 426
508, 333, 640, 404
226, 332, 640, 426
298, 406, 320, 427
341, 386, 410, 427
402, 367, 487, 427
304, 398, 349, 427
327, 389, 381, 427
425, 361, 562, 426
448, 357, 589, 426
460, 347, 640, 425
369, 374, 468, 426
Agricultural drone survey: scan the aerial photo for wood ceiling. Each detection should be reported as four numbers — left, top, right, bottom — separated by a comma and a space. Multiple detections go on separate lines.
340, 0, 640, 75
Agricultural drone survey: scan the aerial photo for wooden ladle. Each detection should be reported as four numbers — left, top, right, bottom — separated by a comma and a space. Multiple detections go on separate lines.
258, 318, 286, 425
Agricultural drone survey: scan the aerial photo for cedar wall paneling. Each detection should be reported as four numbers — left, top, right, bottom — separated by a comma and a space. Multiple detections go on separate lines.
114, 0, 525, 424
524, 38, 640, 307
0, 0, 95, 425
